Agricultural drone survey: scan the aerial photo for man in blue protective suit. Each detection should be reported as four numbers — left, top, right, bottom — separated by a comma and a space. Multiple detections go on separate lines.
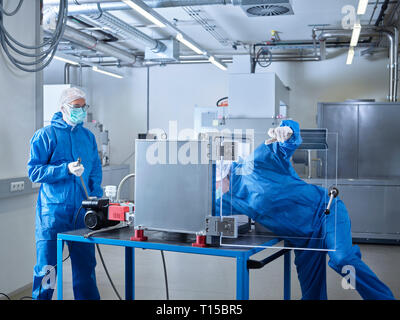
27, 87, 102, 300
218, 119, 395, 300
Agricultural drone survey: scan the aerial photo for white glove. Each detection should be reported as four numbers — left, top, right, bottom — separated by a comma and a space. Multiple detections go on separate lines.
68, 161, 84, 177
266, 126, 293, 144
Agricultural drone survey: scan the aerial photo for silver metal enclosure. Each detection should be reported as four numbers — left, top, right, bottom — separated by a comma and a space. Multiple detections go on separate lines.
317, 102, 400, 243
134, 139, 213, 235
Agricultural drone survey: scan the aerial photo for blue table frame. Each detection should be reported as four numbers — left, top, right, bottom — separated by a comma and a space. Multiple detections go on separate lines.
56, 228, 292, 300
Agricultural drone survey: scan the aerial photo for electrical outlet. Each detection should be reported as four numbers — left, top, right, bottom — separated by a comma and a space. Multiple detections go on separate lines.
10, 181, 25, 192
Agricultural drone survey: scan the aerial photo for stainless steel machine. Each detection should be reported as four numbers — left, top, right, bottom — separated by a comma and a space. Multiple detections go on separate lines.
317, 101, 400, 243
133, 137, 251, 245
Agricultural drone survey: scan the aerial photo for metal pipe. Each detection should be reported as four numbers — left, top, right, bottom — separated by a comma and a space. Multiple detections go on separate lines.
82, 12, 166, 53
63, 25, 137, 63
43, 0, 247, 8
393, 27, 398, 101
64, 63, 71, 84
314, 27, 397, 102
44, 8, 137, 63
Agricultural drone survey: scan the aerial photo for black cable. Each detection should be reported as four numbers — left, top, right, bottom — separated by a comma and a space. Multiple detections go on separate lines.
160, 250, 169, 300
0, 0, 68, 72
0, 0, 24, 17
95, 243, 122, 300
0, 293, 11, 300
256, 47, 272, 68
216, 96, 228, 107
0, 0, 66, 50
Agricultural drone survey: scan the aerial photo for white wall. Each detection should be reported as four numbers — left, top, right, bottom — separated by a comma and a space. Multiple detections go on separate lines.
0, 0, 40, 295
144, 50, 389, 132
43, 48, 391, 179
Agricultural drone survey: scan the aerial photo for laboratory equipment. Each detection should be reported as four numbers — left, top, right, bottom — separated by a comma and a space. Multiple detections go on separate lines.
133, 137, 250, 246
85, 117, 110, 166
132, 127, 338, 251
83, 198, 134, 231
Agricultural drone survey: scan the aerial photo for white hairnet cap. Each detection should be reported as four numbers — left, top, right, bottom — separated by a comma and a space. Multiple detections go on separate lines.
59, 87, 86, 107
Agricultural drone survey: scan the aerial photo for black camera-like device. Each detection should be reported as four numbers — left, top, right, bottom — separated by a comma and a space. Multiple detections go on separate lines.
82, 198, 119, 230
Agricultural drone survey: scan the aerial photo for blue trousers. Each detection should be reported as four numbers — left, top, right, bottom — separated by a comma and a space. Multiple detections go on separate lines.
293, 200, 395, 300
32, 240, 100, 300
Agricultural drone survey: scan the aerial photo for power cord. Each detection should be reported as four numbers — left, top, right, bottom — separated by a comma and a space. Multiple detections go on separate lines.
0, 293, 10, 300
160, 250, 169, 300
95, 244, 122, 300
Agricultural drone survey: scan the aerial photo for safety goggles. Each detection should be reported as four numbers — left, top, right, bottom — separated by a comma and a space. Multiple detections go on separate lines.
65, 103, 90, 111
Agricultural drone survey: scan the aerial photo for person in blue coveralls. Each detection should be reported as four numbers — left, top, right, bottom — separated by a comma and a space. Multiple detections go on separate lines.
28, 87, 102, 300
217, 120, 395, 300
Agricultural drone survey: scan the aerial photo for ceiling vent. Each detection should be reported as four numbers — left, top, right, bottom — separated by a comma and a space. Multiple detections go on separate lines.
240, 0, 294, 17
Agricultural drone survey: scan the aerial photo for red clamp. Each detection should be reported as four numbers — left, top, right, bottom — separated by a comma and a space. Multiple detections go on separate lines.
130, 229, 148, 242
192, 235, 207, 248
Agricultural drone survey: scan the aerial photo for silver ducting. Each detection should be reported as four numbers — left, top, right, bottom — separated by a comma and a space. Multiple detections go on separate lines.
314, 27, 399, 102
43, 8, 136, 63
44, 0, 292, 11
82, 12, 166, 53
62, 25, 137, 63
44, 0, 225, 6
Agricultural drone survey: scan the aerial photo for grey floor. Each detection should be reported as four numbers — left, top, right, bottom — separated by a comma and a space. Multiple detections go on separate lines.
11, 242, 398, 300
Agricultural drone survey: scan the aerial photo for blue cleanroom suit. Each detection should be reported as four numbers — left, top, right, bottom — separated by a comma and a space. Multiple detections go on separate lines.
28, 112, 103, 300
218, 120, 395, 300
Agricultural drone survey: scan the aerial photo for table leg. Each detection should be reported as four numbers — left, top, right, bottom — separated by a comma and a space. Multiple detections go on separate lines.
57, 238, 63, 300
284, 250, 291, 300
236, 256, 249, 300
125, 247, 135, 300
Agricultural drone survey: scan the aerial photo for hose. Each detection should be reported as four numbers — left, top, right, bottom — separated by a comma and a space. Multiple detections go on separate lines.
116, 173, 135, 201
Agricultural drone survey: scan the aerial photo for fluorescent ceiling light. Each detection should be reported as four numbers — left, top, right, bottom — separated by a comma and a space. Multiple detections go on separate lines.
92, 66, 123, 79
357, 0, 368, 15
346, 47, 355, 65
350, 23, 362, 47
122, 0, 166, 28
54, 55, 80, 66
208, 56, 227, 71
176, 33, 205, 55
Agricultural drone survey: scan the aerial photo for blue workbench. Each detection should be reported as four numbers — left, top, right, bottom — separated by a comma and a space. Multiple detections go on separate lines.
57, 227, 292, 300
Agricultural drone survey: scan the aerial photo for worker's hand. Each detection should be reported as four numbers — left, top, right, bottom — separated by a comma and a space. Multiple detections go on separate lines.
266, 126, 293, 144
68, 161, 84, 177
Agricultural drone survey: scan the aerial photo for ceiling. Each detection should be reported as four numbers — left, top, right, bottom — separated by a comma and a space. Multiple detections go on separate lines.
109, 0, 382, 55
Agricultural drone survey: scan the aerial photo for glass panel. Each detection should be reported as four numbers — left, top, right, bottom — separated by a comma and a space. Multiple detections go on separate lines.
216, 128, 338, 252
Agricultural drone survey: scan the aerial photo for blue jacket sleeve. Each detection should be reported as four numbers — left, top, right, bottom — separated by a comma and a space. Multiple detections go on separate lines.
272, 120, 302, 160
27, 130, 70, 184
88, 134, 103, 198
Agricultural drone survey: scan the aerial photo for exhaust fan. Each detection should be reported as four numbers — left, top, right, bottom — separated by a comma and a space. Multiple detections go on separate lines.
239, 0, 294, 17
